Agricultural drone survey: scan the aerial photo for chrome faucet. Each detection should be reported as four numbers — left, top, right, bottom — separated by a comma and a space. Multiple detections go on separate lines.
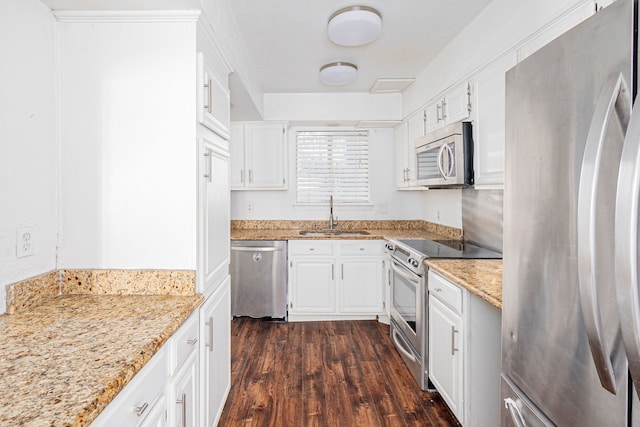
329, 195, 338, 230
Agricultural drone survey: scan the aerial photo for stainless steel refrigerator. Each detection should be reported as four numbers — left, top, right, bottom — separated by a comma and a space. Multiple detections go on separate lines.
502, 0, 640, 425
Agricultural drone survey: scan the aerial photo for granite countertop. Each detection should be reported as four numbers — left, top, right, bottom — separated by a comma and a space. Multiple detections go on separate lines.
230, 228, 452, 241
425, 259, 503, 309
0, 293, 203, 426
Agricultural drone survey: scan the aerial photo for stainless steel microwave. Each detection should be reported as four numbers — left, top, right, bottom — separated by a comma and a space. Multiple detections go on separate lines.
414, 121, 473, 188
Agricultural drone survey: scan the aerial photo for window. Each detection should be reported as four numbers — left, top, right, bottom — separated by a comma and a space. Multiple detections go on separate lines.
296, 130, 370, 204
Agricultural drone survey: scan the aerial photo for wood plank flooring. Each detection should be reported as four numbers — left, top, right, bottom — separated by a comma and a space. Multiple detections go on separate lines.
218, 318, 461, 427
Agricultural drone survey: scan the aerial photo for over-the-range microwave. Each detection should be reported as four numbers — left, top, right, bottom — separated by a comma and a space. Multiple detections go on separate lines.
414, 121, 473, 188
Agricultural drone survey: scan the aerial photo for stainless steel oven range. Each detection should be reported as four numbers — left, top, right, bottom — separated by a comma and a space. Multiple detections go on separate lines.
384, 239, 502, 391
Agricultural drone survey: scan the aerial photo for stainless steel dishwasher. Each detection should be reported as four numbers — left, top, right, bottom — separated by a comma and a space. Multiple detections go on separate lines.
230, 240, 287, 320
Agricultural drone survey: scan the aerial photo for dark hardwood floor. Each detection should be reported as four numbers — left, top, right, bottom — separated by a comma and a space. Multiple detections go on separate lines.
218, 318, 461, 427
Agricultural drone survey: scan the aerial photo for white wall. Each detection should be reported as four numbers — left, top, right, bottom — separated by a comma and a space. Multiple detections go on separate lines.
231, 127, 424, 220
0, 0, 58, 313
263, 93, 402, 123
420, 190, 462, 229
58, 19, 197, 269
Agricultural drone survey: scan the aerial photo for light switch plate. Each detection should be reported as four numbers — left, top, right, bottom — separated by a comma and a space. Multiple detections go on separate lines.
16, 226, 34, 258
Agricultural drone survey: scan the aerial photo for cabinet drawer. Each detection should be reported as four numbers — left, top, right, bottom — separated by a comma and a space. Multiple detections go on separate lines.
91, 347, 167, 427
169, 312, 199, 375
339, 240, 382, 256
428, 270, 463, 314
289, 241, 334, 255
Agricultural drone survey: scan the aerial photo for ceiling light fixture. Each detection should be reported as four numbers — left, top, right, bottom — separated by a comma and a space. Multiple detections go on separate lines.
319, 62, 358, 86
328, 6, 382, 47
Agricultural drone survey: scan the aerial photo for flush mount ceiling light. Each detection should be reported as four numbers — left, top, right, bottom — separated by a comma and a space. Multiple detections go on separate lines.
319, 62, 358, 86
328, 6, 382, 47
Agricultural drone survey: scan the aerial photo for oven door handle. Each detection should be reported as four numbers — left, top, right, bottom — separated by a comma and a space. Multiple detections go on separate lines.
392, 328, 418, 363
391, 259, 421, 284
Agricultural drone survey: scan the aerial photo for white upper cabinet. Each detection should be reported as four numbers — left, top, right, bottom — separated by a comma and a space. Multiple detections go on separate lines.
230, 122, 288, 190
394, 121, 410, 188
197, 52, 230, 139
395, 112, 427, 190
472, 52, 517, 189
425, 81, 473, 133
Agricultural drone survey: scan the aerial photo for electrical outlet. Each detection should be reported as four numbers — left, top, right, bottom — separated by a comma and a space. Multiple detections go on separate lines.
247, 203, 253, 212
437, 210, 441, 221
16, 226, 34, 258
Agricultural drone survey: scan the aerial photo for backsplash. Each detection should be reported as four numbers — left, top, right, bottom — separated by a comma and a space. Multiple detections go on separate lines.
5, 269, 196, 314
5, 271, 60, 315
60, 270, 195, 296
462, 188, 503, 252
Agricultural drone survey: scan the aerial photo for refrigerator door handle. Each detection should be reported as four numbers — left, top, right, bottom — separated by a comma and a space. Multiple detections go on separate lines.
615, 90, 640, 399
504, 398, 526, 427
577, 72, 630, 394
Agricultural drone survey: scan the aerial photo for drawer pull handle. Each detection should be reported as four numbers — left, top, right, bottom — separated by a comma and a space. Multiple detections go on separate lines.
187, 338, 198, 345
434, 288, 442, 292
205, 317, 214, 352
176, 393, 187, 426
451, 326, 459, 355
133, 402, 149, 417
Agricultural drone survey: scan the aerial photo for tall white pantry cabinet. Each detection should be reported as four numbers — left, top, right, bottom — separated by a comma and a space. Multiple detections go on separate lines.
55, 8, 231, 427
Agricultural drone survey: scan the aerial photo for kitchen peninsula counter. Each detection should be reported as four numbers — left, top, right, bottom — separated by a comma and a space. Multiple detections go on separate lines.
0, 293, 202, 426
425, 259, 502, 309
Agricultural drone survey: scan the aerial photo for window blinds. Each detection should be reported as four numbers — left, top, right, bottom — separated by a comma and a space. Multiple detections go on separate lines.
296, 130, 370, 204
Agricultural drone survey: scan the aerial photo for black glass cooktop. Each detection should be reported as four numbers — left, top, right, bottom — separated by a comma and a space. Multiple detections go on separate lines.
399, 239, 502, 259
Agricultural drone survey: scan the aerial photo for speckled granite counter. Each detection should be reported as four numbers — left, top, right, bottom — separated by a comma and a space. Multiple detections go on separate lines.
230, 228, 453, 241
425, 259, 502, 309
0, 294, 203, 426
230, 219, 463, 241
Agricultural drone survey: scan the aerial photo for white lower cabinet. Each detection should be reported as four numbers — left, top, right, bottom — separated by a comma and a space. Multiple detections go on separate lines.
340, 257, 384, 313
92, 283, 232, 427
168, 310, 199, 427
290, 258, 336, 314
200, 277, 231, 427
170, 352, 198, 427
427, 269, 501, 427
91, 310, 198, 427
288, 240, 384, 321
429, 296, 464, 420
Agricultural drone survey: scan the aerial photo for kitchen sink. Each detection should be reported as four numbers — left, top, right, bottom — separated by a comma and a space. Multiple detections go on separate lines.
298, 230, 370, 236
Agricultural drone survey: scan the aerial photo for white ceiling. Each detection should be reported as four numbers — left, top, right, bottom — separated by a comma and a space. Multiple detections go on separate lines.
229, 0, 494, 94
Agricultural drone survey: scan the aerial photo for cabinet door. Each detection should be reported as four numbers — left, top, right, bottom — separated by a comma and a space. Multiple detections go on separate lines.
425, 100, 443, 133
429, 296, 463, 421
201, 135, 230, 295
406, 111, 426, 185
171, 353, 198, 427
246, 125, 287, 189
290, 258, 336, 313
200, 277, 231, 427
473, 53, 517, 188
443, 81, 472, 124
339, 257, 383, 314
394, 122, 410, 188
229, 125, 245, 189
197, 53, 230, 139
